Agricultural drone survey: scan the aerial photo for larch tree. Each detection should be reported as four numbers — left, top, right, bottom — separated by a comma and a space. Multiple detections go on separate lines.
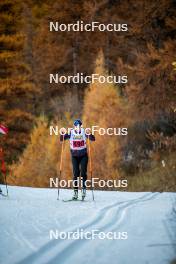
83, 51, 130, 180
0, 0, 39, 162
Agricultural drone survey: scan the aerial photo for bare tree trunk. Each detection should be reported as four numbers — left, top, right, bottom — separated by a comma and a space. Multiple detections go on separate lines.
105, 33, 110, 74
72, 35, 79, 113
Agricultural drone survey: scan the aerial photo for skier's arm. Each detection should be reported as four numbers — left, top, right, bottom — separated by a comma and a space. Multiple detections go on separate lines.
85, 133, 95, 141
60, 133, 70, 141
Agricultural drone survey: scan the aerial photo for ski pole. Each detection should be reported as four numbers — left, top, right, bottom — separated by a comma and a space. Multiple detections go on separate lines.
88, 136, 94, 201
57, 135, 64, 200
0, 148, 8, 196
3, 168, 8, 196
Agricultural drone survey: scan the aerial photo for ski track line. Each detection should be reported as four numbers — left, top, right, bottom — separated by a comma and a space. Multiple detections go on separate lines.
15, 193, 147, 264
16, 193, 157, 264
47, 193, 158, 264
18, 232, 37, 251
16, 192, 158, 264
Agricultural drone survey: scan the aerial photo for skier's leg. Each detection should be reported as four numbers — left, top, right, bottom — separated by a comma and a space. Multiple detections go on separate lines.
72, 156, 80, 198
80, 154, 88, 198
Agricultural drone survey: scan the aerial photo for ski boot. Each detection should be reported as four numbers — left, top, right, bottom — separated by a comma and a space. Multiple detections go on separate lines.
72, 190, 78, 200
82, 188, 86, 201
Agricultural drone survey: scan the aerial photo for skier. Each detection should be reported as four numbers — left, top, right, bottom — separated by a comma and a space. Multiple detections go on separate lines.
60, 119, 95, 200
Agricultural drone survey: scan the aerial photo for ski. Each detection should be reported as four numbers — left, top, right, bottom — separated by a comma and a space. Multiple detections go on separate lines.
62, 198, 87, 202
0, 192, 8, 197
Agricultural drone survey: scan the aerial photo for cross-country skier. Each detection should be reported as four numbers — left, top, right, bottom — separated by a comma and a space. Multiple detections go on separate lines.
60, 119, 95, 200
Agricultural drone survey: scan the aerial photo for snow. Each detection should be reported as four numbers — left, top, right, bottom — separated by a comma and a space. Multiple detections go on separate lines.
0, 185, 176, 264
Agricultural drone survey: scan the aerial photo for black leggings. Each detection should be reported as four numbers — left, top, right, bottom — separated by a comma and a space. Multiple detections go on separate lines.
72, 154, 88, 190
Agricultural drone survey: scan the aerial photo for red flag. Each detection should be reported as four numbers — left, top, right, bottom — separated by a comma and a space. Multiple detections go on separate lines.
0, 125, 8, 135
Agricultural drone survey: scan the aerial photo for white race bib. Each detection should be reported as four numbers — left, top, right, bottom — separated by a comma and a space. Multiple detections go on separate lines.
70, 128, 86, 150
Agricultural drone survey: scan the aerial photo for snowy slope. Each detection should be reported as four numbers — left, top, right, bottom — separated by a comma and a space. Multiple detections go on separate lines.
0, 185, 176, 264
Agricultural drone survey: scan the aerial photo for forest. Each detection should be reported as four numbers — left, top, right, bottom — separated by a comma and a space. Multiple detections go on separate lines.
0, 0, 176, 191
